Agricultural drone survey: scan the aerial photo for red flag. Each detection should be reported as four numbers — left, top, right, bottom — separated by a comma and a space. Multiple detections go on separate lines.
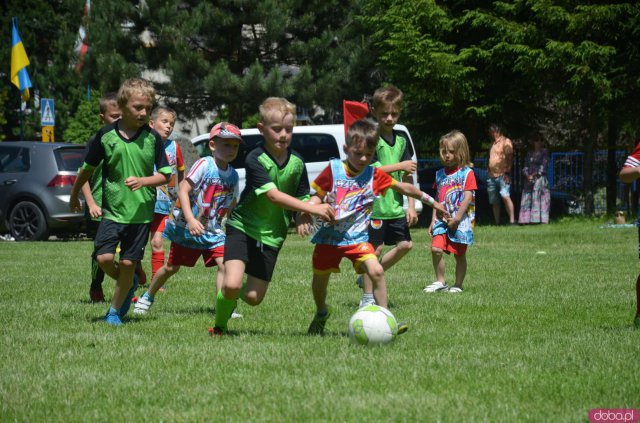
343, 100, 369, 136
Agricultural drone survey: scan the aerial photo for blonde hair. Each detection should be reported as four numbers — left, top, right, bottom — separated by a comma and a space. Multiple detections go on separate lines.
347, 118, 379, 149
259, 97, 296, 124
150, 105, 177, 121
372, 85, 403, 111
439, 130, 471, 167
117, 78, 156, 108
99, 92, 118, 114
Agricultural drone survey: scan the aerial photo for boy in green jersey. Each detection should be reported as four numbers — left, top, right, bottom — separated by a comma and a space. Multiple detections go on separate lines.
358, 86, 419, 308
210, 97, 335, 335
70, 78, 172, 326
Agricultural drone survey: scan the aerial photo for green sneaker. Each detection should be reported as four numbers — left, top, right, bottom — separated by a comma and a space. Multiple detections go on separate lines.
397, 321, 409, 335
308, 305, 332, 335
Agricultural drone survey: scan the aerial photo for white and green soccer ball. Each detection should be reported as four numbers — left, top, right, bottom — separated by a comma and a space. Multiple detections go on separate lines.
348, 305, 398, 345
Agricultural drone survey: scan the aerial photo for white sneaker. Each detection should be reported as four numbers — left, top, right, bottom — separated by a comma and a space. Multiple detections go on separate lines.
448, 286, 463, 293
423, 281, 449, 293
359, 297, 376, 308
134, 295, 153, 314
231, 311, 243, 319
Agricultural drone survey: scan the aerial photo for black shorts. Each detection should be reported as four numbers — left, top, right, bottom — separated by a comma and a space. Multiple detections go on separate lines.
368, 217, 411, 246
224, 225, 280, 282
94, 219, 150, 261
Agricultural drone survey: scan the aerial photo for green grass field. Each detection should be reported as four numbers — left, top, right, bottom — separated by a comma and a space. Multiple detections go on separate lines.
1, 220, 638, 422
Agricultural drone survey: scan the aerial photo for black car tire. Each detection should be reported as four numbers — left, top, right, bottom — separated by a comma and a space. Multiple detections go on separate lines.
9, 201, 49, 241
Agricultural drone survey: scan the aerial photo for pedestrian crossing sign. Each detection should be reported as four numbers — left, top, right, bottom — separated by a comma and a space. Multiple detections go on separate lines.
41, 98, 55, 126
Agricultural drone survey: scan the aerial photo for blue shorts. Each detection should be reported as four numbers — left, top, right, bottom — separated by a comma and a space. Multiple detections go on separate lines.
487, 175, 511, 204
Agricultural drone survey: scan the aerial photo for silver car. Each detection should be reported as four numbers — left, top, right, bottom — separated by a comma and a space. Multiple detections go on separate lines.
0, 141, 86, 240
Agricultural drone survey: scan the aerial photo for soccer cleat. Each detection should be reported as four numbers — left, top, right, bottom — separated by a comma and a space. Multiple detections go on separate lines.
307, 305, 333, 335
105, 312, 123, 326
119, 274, 140, 317
397, 321, 409, 335
423, 281, 449, 293
134, 294, 153, 315
208, 326, 225, 336
90, 288, 105, 303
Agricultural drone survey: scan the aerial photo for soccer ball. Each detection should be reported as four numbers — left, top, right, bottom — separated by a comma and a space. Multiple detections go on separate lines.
348, 305, 398, 345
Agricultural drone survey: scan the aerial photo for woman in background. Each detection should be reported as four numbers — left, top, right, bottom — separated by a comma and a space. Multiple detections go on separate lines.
518, 133, 550, 224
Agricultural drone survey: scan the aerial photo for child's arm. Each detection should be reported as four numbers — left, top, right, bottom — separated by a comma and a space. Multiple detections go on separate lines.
176, 178, 205, 236
444, 191, 473, 233
620, 166, 640, 183
390, 180, 448, 216
402, 173, 418, 227
377, 160, 417, 175
81, 181, 101, 218
295, 194, 324, 237
124, 172, 171, 191
70, 167, 94, 213
265, 189, 334, 222
428, 205, 437, 236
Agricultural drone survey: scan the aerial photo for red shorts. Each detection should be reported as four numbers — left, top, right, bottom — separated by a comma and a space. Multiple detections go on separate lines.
150, 213, 169, 234
432, 234, 467, 256
312, 243, 378, 275
167, 243, 224, 267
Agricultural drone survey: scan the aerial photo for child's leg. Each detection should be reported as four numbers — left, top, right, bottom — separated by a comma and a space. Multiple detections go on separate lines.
311, 273, 331, 313
431, 247, 446, 282
214, 259, 246, 330
453, 253, 467, 289
97, 253, 119, 280
111, 259, 135, 310
148, 263, 180, 296
215, 257, 225, 293
361, 243, 382, 295
361, 258, 387, 309
150, 230, 165, 280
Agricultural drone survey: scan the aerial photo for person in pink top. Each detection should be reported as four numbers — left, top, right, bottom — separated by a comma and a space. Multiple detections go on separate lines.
487, 124, 515, 225
619, 142, 640, 328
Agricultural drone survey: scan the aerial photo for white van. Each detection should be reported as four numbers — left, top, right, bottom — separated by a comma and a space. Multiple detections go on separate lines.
190, 124, 422, 214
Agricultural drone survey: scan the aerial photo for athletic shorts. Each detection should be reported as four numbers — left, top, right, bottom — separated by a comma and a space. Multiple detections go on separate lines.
487, 175, 511, 204
368, 217, 411, 246
94, 219, 150, 261
223, 225, 280, 282
150, 213, 169, 234
167, 243, 224, 267
312, 243, 377, 275
432, 234, 467, 256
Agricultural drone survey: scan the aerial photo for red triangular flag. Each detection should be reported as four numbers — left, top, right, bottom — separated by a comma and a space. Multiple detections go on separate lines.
343, 100, 369, 136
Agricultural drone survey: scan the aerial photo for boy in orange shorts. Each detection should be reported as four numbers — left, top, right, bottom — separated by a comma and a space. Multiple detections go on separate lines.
305, 119, 448, 335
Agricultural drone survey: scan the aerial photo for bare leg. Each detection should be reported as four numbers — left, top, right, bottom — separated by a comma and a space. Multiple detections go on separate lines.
112, 259, 135, 310
361, 258, 387, 309
362, 240, 412, 293
503, 195, 515, 224
454, 253, 467, 288
311, 273, 331, 313
431, 247, 446, 283
148, 263, 180, 296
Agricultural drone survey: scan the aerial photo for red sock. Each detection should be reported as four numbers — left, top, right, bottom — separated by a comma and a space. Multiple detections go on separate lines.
151, 251, 165, 281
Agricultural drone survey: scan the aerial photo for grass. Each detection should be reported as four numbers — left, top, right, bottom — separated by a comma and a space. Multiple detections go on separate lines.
1, 219, 638, 422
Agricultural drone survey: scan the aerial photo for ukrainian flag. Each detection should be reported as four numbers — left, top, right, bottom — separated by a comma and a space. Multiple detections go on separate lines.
11, 18, 32, 102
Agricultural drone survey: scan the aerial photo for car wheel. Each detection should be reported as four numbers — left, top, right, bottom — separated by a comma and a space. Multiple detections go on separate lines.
9, 201, 49, 241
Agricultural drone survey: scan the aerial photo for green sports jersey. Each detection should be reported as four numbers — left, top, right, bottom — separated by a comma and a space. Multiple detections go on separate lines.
371, 132, 409, 219
83, 122, 171, 224
84, 135, 103, 222
227, 146, 310, 248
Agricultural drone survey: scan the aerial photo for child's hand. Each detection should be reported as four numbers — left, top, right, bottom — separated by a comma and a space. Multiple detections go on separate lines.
405, 208, 418, 227
312, 203, 335, 223
447, 216, 460, 233
295, 213, 314, 237
399, 160, 417, 175
88, 203, 102, 218
428, 222, 434, 236
69, 195, 82, 213
187, 218, 205, 236
125, 176, 142, 191
433, 201, 450, 218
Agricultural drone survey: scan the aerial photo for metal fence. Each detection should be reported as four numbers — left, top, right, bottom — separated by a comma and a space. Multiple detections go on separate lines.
418, 149, 632, 216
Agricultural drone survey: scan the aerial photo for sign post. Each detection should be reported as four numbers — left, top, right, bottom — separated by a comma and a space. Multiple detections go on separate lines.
40, 98, 55, 142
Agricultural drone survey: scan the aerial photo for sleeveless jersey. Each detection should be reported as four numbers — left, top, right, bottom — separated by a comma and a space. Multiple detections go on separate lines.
432, 166, 475, 245
154, 139, 184, 215
371, 133, 408, 220
312, 159, 377, 246
163, 156, 239, 250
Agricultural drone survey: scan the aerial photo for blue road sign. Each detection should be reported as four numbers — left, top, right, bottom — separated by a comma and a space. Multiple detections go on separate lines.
41, 98, 55, 126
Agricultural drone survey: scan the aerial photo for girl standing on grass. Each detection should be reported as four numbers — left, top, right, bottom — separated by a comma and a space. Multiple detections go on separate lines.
424, 130, 477, 294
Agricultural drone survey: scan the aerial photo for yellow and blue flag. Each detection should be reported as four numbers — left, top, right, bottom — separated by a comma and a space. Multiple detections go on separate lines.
11, 18, 32, 102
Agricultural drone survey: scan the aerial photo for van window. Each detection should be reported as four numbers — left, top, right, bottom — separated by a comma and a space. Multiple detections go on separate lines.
220, 133, 341, 170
